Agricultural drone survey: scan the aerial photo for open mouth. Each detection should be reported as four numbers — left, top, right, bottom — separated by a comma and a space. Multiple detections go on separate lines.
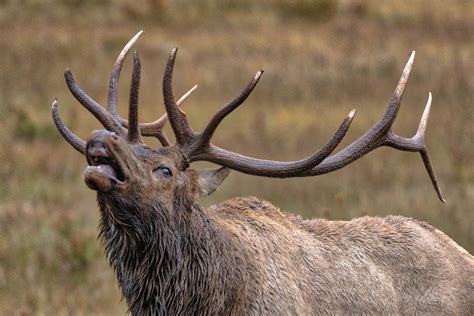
89, 154, 126, 182
84, 143, 128, 191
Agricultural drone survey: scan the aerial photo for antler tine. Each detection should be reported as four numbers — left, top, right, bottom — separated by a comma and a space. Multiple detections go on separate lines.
163, 48, 196, 147
383, 93, 446, 202
133, 84, 198, 145
297, 52, 445, 202
114, 84, 197, 146
177, 84, 199, 108
128, 51, 143, 144
108, 30, 143, 115
415, 91, 432, 138
64, 69, 126, 135
198, 71, 263, 148
99, 30, 196, 146
148, 84, 198, 131
51, 99, 86, 154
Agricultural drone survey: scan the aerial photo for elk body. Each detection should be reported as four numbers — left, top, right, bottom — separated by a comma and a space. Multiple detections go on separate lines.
52, 31, 474, 315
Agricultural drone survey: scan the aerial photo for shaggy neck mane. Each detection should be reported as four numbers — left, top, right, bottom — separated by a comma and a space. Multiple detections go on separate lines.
96, 194, 247, 315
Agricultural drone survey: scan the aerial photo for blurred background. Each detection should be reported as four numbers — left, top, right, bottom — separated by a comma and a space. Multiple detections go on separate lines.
0, 0, 472, 314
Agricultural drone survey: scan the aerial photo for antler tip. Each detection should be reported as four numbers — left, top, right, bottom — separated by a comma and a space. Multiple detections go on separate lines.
416, 91, 433, 136
407, 51, 416, 66
348, 108, 357, 119
436, 182, 447, 204
255, 70, 264, 81
435, 182, 447, 204
131, 30, 144, 42
64, 68, 75, 81
425, 92, 432, 113
175, 84, 198, 106
167, 47, 178, 63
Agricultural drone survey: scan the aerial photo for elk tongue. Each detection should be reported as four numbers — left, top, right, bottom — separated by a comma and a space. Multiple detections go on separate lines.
84, 164, 120, 192
98, 164, 117, 178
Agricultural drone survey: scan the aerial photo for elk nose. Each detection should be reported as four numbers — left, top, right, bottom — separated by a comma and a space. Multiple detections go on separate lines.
87, 130, 117, 145
86, 131, 117, 159
87, 140, 108, 158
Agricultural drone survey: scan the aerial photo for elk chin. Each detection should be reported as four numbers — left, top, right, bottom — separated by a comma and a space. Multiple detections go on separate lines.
84, 165, 127, 192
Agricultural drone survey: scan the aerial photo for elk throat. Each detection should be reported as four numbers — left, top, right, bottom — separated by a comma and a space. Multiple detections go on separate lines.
95, 195, 245, 315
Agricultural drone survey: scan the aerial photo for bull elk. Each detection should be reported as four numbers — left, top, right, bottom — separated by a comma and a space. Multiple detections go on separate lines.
52, 31, 473, 314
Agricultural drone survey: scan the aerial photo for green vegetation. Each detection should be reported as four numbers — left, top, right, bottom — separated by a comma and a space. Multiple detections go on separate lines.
0, 0, 472, 313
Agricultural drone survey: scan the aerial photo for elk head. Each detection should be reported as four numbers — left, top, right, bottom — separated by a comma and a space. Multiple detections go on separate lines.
52, 31, 446, 214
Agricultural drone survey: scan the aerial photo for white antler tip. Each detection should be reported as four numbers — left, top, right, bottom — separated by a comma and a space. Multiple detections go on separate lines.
348, 108, 357, 119
425, 92, 432, 111
404, 51, 415, 69
133, 30, 144, 40
116, 31, 144, 63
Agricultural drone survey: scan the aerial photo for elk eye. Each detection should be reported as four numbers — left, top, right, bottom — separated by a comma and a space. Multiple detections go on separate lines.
155, 166, 172, 177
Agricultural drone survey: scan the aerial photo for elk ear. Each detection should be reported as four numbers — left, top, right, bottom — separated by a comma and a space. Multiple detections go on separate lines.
197, 167, 231, 197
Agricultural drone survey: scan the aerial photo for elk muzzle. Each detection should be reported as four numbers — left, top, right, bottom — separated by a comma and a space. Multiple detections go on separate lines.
84, 131, 128, 192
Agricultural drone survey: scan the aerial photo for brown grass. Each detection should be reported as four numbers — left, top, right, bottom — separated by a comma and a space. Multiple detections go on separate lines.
0, 0, 473, 313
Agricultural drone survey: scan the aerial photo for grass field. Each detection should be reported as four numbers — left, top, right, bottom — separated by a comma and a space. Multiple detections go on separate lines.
0, 0, 472, 314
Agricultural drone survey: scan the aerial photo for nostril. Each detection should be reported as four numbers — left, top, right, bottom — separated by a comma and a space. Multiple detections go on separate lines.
87, 141, 109, 158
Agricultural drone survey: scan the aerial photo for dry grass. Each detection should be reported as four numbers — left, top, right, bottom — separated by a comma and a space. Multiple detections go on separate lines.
0, 0, 473, 314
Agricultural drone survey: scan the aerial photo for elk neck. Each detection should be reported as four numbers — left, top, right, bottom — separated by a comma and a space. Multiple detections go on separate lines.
95, 193, 250, 315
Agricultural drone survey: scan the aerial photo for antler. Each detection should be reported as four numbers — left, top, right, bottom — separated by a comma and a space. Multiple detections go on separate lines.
53, 31, 445, 202
162, 50, 445, 202
52, 31, 196, 152
52, 98, 86, 154
104, 30, 197, 146
299, 52, 445, 202
163, 48, 356, 177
